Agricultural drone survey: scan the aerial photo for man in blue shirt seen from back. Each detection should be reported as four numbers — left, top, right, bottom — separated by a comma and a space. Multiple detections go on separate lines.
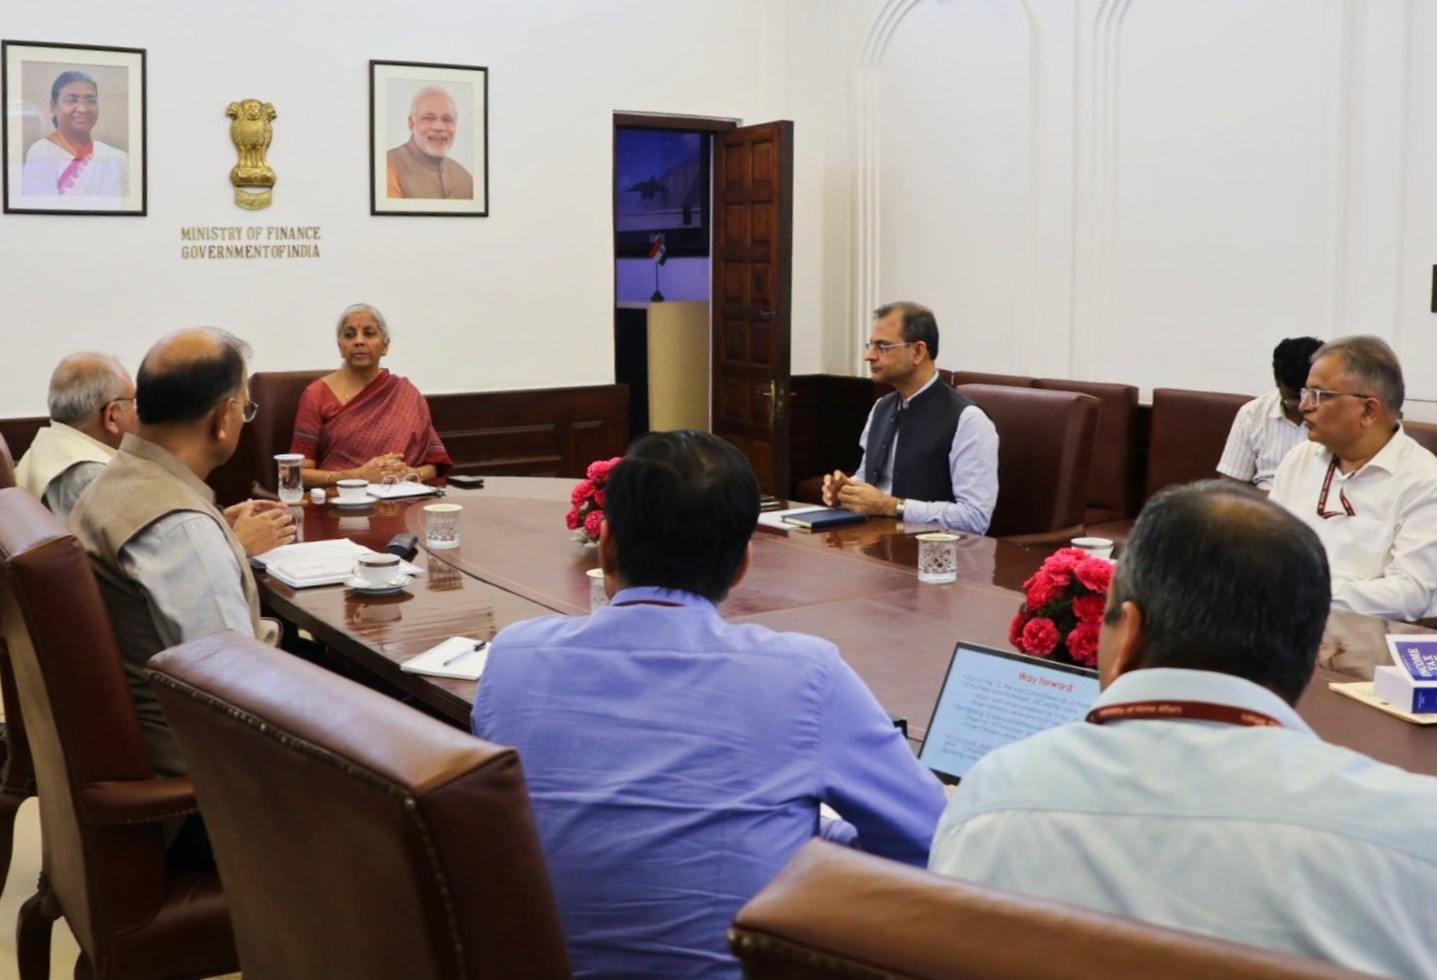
472, 430, 946, 979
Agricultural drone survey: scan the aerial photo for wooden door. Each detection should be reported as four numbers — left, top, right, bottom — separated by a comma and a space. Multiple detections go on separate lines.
710, 121, 794, 497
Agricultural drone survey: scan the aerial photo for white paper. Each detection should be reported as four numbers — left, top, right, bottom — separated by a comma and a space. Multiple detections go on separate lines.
400, 636, 489, 680
257, 539, 423, 589
367, 481, 442, 500
757, 506, 820, 530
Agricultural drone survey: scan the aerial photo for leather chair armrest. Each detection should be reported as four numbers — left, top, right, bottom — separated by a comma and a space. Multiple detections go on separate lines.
79, 777, 198, 826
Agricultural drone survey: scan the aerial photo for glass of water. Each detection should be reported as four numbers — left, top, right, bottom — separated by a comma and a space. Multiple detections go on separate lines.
275, 453, 304, 504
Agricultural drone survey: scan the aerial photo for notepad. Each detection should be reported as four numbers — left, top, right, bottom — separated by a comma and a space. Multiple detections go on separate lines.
780, 508, 868, 530
400, 636, 490, 680
257, 539, 422, 589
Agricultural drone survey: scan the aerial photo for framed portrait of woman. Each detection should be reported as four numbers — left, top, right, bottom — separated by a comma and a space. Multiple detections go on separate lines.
370, 59, 489, 217
2, 40, 147, 216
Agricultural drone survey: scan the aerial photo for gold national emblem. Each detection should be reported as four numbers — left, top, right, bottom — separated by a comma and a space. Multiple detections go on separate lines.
226, 99, 277, 210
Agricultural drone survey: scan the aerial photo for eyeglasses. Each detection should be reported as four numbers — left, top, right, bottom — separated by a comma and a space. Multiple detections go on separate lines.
106, 397, 136, 409
58, 95, 98, 108
1299, 387, 1374, 407
864, 341, 915, 353
235, 398, 259, 423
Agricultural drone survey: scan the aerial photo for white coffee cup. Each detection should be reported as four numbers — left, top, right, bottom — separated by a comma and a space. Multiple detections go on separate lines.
1071, 536, 1115, 560
355, 552, 401, 587
335, 478, 368, 504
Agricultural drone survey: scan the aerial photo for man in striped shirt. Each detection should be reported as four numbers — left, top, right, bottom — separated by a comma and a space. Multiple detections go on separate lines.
1217, 336, 1323, 493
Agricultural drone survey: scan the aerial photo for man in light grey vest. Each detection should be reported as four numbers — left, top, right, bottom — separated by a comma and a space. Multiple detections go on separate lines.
71, 328, 281, 786
15, 353, 136, 520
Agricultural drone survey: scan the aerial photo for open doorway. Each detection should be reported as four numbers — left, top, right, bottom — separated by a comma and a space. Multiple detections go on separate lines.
612, 113, 735, 438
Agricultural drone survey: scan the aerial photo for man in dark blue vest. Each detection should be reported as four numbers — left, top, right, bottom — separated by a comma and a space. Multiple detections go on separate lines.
822, 302, 998, 532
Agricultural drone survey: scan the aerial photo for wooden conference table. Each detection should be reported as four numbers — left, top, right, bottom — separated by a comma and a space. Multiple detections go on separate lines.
258, 478, 1437, 778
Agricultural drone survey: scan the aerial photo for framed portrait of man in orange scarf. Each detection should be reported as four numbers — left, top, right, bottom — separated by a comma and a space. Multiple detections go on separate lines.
2, 39, 147, 216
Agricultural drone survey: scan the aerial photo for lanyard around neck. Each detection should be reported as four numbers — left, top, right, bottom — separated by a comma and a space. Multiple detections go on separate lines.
1086, 700, 1283, 728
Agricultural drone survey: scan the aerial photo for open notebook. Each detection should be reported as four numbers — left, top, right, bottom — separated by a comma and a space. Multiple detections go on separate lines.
918, 641, 1101, 784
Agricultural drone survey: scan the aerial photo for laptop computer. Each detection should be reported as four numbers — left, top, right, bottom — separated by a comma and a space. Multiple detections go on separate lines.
918, 641, 1101, 785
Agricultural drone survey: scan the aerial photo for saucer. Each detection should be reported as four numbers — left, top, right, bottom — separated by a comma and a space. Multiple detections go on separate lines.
345, 573, 411, 596
331, 498, 373, 509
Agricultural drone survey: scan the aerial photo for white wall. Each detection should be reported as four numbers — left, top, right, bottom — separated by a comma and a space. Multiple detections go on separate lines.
0, 0, 835, 416
823, 0, 1437, 417
13, 1, 1437, 421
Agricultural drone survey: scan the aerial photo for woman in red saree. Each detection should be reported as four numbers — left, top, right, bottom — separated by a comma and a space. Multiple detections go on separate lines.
290, 304, 452, 488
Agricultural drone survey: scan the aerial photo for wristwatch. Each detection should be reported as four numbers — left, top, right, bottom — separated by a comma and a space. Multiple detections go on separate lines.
894, 498, 906, 520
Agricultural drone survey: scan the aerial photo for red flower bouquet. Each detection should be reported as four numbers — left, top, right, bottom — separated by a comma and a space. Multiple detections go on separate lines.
1009, 547, 1113, 668
567, 457, 623, 544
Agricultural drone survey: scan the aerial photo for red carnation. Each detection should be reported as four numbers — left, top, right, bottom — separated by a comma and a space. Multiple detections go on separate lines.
1047, 548, 1088, 571
1023, 571, 1063, 610
587, 457, 621, 481
1067, 621, 1100, 666
1019, 617, 1061, 656
1074, 557, 1113, 593
594, 488, 606, 507
571, 479, 596, 506
1072, 594, 1107, 624
583, 509, 604, 540
1009, 611, 1028, 648
565, 506, 582, 530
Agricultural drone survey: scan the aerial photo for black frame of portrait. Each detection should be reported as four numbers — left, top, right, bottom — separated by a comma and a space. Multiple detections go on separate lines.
2, 39, 147, 216
369, 59, 489, 217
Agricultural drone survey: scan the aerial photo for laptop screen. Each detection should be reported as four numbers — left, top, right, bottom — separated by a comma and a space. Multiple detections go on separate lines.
918, 642, 1101, 784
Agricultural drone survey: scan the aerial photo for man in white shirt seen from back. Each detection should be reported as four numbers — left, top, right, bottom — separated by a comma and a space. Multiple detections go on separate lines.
930, 481, 1437, 978
1269, 334, 1437, 621
1217, 336, 1322, 494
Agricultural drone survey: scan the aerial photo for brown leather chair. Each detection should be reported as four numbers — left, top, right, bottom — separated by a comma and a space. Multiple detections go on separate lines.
147, 631, 572, 980
0, 432, 15, 489
0, 488, 236, 980
1402, 419, 1437, 457
0, 433, 34, 899
207, 367, 327, 504
957, 384, 1100, 543
1143, 386, 1253, 500
730, 841, 1366, 980
1035, 378, 1140, 525
947, 370, 1038, 388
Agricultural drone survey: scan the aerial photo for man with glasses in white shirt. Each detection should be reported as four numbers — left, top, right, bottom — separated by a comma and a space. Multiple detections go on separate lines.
822, 302, 998, 533
1217, 336, 1323, 494
1270, 334, 1437, 621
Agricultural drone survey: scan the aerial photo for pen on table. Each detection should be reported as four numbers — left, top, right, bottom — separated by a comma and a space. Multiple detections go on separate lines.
443, 640, 489, 666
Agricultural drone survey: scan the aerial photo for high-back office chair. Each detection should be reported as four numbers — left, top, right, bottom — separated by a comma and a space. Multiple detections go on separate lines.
204, 368, 327, 504
0, 488, 237, 979
0, 435, 33, 899
0, 433, 16, 490
246, 369, 327, 492
956, 384, 1100, 543
730, 841, 1366, 980
148, 631, 572, 980
1034, 378, 1140, 526
1144, 387, 1252, 500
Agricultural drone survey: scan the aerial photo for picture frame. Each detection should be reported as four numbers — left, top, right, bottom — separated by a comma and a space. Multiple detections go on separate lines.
2, 40, 146, 215
370, 59, 488, 217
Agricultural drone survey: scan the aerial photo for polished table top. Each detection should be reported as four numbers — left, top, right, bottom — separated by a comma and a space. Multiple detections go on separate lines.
258, 479, 1437, 777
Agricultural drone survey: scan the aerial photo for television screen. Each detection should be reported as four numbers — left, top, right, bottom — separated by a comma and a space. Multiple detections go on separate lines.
614, 128, 710, 258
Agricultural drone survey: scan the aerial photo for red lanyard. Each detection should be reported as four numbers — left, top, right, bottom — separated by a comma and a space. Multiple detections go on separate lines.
1086, 700, 1283, 728
1316, 458, 1355, 519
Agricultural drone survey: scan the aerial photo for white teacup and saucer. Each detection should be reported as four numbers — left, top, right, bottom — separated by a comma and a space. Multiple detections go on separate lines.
347, 553, 410, 595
